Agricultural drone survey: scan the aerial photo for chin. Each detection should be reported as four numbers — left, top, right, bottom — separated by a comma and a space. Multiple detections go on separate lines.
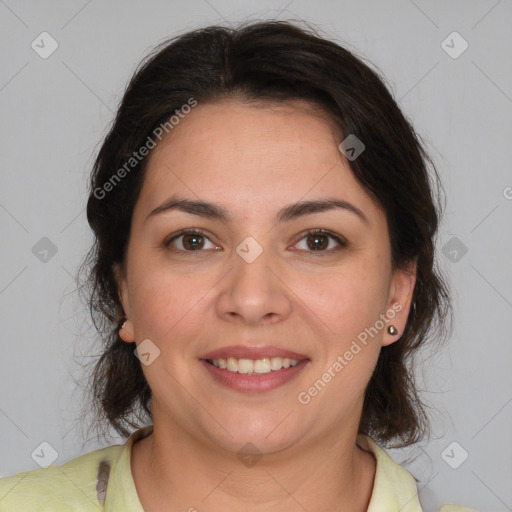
202, 411, 301, 455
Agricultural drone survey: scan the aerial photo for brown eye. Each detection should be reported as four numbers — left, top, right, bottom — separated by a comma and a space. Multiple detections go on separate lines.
306, 233, 328, 251
294, 229, 347, 253
165, 230, 218, 252
181, 233, 205, 250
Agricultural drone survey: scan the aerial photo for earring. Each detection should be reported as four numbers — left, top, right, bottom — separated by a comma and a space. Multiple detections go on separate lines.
387, 325, 398, 335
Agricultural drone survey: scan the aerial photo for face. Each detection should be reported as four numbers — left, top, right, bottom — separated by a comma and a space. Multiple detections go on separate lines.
116, 100, 416, 454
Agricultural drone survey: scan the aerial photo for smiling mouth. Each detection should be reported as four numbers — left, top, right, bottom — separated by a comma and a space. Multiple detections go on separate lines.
205, 356, 300, 375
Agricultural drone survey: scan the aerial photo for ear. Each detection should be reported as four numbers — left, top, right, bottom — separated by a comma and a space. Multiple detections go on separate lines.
113, 262, 135, 343
382, 258, 417, 347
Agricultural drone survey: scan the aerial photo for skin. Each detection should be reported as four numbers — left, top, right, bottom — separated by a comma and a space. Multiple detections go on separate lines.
115, 99, 417, 512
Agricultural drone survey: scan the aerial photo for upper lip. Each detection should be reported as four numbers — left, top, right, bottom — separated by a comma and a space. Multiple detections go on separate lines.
200, 345, 309, 361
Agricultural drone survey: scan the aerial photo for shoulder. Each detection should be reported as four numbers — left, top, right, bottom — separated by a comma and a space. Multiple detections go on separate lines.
358, 435, 481, 512
0, 444, 123, 511
439, 506, 482, 512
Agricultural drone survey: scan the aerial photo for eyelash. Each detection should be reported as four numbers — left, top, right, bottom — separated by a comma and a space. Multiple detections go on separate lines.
164, 228, 347, 255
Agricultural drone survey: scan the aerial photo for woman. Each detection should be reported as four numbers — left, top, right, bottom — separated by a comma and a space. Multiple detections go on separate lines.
0, 20, 477, 511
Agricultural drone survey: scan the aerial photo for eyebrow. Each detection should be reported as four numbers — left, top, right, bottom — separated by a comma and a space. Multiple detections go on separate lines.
145, 195, 369, 225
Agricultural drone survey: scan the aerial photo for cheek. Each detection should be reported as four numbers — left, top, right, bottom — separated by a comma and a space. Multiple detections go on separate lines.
296, 263, 389, 338
129, 269, 185, 334
295, 270, 386, 412
128, 262, 220, 342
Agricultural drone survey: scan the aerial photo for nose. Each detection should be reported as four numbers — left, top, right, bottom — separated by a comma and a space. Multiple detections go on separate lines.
215, 240, 293, 326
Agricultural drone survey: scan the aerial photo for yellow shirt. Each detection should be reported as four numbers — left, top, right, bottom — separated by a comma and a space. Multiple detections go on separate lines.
0, 425, 478, 511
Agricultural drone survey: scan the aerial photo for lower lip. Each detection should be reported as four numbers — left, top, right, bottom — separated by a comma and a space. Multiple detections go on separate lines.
200, 359, 309, 393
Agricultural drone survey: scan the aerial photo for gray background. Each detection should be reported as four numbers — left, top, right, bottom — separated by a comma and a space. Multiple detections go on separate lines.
0, 1, 511, 511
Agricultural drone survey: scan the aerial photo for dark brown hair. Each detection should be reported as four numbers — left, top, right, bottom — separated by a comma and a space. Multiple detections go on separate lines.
78, 19, 451, 448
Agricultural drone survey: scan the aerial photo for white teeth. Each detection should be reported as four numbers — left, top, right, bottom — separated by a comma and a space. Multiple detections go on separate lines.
253, 358, 271, 374
238, 359, 253, 374
208, 356, 299, 374
227, 357, 238, 372
270, 357, 283, 370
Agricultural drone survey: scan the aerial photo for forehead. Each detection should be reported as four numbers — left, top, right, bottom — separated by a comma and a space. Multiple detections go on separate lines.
135, 100, 383, 221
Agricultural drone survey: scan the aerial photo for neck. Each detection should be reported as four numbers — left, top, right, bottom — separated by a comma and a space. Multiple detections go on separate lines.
131, 419, 376, 512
